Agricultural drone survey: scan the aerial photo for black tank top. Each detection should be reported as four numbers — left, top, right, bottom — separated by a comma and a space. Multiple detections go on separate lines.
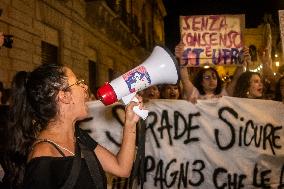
23, 129, 107, 189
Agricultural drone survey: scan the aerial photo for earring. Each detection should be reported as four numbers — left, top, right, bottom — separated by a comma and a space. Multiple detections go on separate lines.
246, 91, 250, 96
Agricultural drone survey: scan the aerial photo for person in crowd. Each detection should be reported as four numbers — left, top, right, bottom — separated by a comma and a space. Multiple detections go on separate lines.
274, 76, 284, 103
0, 40, 6, 185
0, 105, 9, 188
1, 88, 11, 105
175, 42, 250, 102
233, 48, 278, 99
160, 84, 181, 100
233, 71, 263, 98
232, 46, 279, 100
141, 85, 161, 102
190, 67, 223, 100
6, 63, 143, 189
0, 32, 6, 105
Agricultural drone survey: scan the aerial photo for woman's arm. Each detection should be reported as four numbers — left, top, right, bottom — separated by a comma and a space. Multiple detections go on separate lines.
260, 48, 279, 85
226, 46, 250, 96
95, 96, 142, 177
175, 42, 195, 100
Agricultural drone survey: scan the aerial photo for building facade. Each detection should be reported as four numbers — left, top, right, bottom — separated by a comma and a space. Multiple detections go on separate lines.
244, 21, 282, 74
0, 0, 167, 94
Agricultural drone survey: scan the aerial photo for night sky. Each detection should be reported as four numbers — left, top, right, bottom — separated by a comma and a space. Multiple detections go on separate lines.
162, 0, 284, 52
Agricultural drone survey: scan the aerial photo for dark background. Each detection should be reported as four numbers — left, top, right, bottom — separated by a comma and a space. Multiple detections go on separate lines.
162, 0, 284, 51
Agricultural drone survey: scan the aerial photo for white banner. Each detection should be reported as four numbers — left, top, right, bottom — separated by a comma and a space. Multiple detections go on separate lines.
81, 97, 284, 189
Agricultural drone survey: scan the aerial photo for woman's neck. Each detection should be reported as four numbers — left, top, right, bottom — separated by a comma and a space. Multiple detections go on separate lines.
39, 120, 76, 142
205, 90, 215, 95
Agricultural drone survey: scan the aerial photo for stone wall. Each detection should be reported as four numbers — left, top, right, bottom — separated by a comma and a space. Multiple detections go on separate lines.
0, 0, 161, 88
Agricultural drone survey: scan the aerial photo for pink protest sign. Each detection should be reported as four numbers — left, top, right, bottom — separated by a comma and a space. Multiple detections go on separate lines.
180, 14, 244, 66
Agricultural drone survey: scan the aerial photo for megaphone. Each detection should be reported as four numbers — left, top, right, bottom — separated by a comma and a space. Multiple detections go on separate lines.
97, 45, 180, 119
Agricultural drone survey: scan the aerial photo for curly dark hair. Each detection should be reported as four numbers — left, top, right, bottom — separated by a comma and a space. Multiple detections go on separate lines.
274, 76, 284, 101
193, 67, 222, 95
0, 105, 9, 188
5, 63, 68, 188
233, 71, 261, 98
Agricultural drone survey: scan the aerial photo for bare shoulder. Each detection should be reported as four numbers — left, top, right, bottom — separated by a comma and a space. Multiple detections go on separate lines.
28, 142, 62, 161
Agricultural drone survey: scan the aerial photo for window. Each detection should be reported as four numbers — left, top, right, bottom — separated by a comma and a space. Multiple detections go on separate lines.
41, 41, 58, 64
89, 60, 97, 94
108, 68, 114, 81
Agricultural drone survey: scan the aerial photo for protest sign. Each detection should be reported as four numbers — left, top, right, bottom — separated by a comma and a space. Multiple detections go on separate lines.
180, 15, 244, 67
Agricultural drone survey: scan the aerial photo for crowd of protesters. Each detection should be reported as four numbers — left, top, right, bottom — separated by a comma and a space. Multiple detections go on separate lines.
140, 42, 283, 103
0, 31, 284, 189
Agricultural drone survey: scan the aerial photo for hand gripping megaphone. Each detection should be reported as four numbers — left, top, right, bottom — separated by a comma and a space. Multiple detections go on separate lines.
96, 45, 180, 119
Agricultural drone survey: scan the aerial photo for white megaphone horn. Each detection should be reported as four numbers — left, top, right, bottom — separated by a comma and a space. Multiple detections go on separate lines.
96, 45, 180, 119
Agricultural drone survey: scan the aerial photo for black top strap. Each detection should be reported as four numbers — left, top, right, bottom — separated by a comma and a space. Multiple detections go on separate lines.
75, 125, 106, 189
60, 141, 82, 189
33, 139, 66, 157
33, 139, 82, 189
79, 143, 105, 189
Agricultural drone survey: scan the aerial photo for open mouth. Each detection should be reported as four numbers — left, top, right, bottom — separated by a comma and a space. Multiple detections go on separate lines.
169, 94, 177, 98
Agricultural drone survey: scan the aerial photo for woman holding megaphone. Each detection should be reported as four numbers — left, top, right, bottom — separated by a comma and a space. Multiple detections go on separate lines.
5, 63, 143, 189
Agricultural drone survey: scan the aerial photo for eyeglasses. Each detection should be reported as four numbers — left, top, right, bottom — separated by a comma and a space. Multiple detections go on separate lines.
63, 79, 85, 90
203, 75, 217, 80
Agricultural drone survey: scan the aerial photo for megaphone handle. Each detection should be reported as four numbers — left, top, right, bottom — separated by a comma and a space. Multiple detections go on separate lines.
133, 106, 149, 120
121, 92, 137, 105
121, 93, 149, 120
